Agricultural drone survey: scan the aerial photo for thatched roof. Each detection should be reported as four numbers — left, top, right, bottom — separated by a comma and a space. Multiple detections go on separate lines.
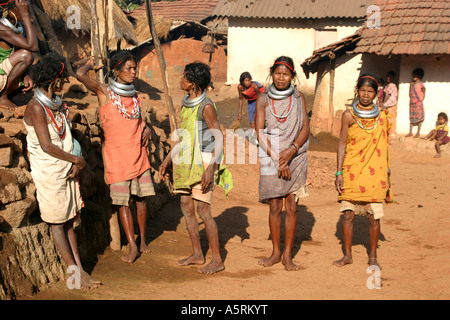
36, 0, 138, 47
134, 15, 174, 44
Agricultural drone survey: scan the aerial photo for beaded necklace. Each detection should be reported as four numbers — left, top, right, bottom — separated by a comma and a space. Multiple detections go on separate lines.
107, 87, 140, 120
268, 95, 293, 123
36, 98, 67, 139
351, 104, 379, 131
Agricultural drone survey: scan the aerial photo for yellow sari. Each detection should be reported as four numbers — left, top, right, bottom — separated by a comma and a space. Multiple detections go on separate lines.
338, 109, 393, 203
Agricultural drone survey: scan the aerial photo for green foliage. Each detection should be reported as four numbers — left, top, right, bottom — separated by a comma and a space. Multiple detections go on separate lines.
114, 0, 178, 10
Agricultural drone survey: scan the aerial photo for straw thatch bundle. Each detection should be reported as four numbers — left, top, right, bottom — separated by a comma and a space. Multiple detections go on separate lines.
134, 14, 173, 43
36, 0, 138, 49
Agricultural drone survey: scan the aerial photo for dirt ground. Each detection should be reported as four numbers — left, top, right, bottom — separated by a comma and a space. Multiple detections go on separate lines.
12, 81, 450, 303
18, 137, 450, 302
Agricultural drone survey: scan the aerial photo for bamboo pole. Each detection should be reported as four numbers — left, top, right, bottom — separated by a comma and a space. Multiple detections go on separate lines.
144, 0, 177, 135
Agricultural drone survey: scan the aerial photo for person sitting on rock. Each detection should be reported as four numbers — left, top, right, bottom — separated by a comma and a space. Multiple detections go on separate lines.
76, 51, 155, 264
23, 52, 101, 289
0, 0, 38, 110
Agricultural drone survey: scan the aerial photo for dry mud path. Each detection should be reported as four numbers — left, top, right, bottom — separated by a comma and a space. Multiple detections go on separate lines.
19, 141, 450, 302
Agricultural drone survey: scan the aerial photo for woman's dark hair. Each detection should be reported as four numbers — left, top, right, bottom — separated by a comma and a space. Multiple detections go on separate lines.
109, 50, 136, 75
29, 52, 70, 90
438, 112, 448, 122
184, 62, 211, 92
412, 67, 424, 79
356, 73, 380, 91
270, 56, 297, 77
387, 71, 395, 79
239, 72, 252, 86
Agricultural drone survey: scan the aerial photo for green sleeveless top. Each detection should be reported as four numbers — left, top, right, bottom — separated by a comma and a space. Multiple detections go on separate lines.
173, 96, 233, 196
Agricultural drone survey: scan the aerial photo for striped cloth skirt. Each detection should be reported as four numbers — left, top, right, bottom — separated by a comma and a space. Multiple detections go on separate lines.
109, 169, 155, 206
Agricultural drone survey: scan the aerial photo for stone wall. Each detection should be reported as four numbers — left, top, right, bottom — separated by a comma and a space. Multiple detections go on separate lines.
0, 92, 174, 299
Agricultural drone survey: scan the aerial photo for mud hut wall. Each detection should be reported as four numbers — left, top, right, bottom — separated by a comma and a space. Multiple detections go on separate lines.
134, 38, 227, 96
310, 53, 363, 137
0, 98, 173, 299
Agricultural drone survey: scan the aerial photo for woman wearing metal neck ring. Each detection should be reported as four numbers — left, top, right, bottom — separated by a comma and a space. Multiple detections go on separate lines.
76, 51, 155, 264
333, 74, 394, 269
255, 56, 310, 271
159, 62, 233, 275
24, 52, 101, 289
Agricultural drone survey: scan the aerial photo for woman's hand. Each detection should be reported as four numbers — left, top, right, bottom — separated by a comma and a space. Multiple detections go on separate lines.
278, 165, 291, 180
277, 148, 294, 180
74, 156, 86, 171
278, 147, 296, 167
21, 75, 33, 93
67, 156, 86, 179
141, 126, 151, 147
201, 165, 215, 193
158, 157, 171, 181
335, 175, 344, 194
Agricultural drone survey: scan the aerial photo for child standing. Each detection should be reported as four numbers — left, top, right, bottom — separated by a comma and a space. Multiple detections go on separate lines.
423, 112, 449, 158
407, 68, 426, 138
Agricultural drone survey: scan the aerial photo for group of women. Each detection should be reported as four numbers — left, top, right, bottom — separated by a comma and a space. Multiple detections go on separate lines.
24, 51, 392, 289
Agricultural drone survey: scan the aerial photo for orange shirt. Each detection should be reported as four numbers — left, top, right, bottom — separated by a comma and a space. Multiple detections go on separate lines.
100, 96, 150, 184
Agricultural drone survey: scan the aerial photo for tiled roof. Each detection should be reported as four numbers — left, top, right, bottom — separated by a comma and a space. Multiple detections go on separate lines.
212, 0, 374, 19
130, 0, 219, 22
301, 30, 363, 77
354, 0, 450, 55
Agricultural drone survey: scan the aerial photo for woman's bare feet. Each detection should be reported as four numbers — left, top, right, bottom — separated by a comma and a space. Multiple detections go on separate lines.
282, 256, 301, 271
140, 242, 151, 254
176, 253, 205, 266
0, 97, 18, 110
368, 257, 380, 269
121, 245, 139, 264
258, 253, 281, 267
198, 259, 224, 275
80, 270, 102, 289
332, 256, 353, 267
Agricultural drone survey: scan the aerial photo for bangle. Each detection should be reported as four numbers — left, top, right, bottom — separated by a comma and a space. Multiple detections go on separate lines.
335, 171, 343, 176
291, 142, 299, 151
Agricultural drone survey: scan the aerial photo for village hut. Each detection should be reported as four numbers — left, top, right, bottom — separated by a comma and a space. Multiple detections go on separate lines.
302, 0, 450, 137
127, 0, 227, 97
211, 0, 373, 95
353, 0, 450, 135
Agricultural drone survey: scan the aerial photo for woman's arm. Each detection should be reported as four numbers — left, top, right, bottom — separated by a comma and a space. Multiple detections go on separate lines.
27, 100, 86, 176
0, 0, 38, 52
237, 85, 244, 120
277, 93, 310, 180
201, 104, 223, 192
75, 57, 108, 106
255, 93, 277, 163
335, 110, 353, 194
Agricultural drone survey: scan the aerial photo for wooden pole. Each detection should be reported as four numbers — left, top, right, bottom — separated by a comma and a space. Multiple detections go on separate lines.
145, 0, 178, 135
89, 0, 104, 83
